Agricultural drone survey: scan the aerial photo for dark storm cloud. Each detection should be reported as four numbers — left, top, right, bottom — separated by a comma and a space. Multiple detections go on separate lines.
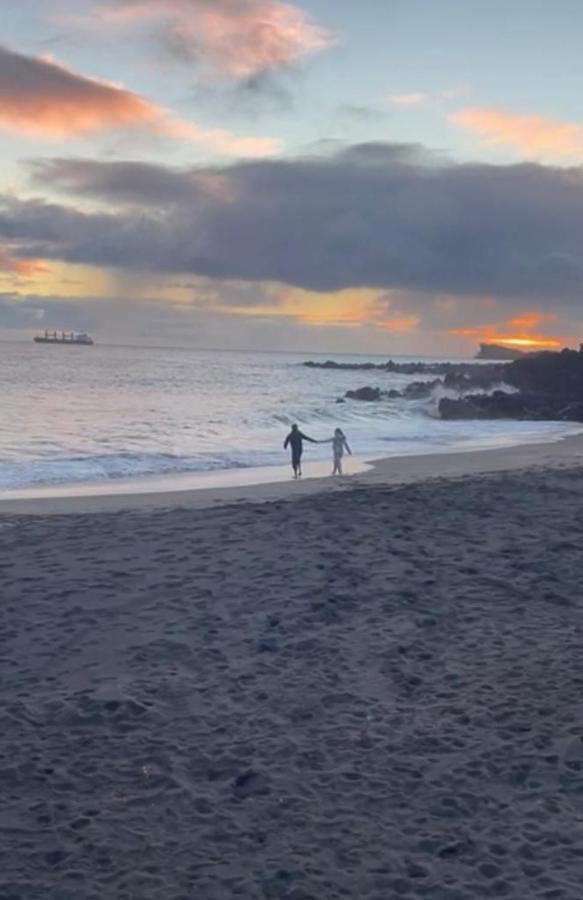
8, 143, 583, 305
27, 158, 218, 207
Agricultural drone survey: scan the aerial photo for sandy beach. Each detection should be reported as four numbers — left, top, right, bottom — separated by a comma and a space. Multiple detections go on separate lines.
3, 444, 583, 899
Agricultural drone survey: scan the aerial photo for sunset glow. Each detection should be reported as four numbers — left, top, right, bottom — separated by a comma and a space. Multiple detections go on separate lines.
496, 337, 562, 349
1, 2, 582, 353
451, 324, 564, 351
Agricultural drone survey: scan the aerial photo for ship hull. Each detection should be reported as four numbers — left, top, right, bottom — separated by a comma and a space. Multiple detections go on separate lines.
34, 337, 93, 345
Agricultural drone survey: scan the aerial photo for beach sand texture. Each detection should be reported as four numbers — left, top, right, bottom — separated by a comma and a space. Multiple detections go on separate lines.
2, 468, 583, 899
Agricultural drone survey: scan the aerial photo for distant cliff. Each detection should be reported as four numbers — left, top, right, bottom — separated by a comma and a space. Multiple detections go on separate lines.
475, 343, 527, 360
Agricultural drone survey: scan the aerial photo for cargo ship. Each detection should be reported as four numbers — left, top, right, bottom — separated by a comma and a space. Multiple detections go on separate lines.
34, 330, 94, 345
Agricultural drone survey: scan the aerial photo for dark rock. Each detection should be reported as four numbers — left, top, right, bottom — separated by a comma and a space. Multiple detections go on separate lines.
402, 379, 441, 399
343, 386, 404, 402
439, 391, 583, 422
443, 368, 507, 392
304, 358, 504, 378
335, 397, 345, 403
305, 359, 379, 370
320, 347, 583, 422
505, 347, 583, 396
345, 386, 382, 402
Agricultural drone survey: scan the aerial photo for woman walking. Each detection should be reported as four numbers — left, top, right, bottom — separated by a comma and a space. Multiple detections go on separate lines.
322, 428, 352, 476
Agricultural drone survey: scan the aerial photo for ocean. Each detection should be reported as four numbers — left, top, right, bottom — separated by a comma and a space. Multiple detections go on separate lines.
1, 341, 581, 493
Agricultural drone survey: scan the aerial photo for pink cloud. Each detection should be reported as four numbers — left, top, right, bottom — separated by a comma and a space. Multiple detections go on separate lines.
0, 46, 278, 156
451, 107, 583, 158
100, 0, 336, 79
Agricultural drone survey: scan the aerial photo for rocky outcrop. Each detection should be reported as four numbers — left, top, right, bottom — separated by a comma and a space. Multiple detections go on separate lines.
344, 384, 442, 402
439, 391, 583, 422
402, 380, 441, 400
306, 359, 381, 371
442, 369, 506, 392
505, 348, 583, 396
305, 358, 505, 380
345, 386, 383, 401
334, 347, 583, 420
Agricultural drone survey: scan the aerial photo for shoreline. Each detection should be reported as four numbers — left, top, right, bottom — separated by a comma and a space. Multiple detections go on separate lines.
2, 430, 583, 515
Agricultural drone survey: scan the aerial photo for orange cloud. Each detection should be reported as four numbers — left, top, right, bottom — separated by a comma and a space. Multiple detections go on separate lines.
99, 0, 336, 79
506, 312, 557, 330
377, 314, 420, 333
451, 313, 563, 350
0, 45, 278, 156
0, 248, 47, 277
210, 285, 421, 332
450, 107, 583, 158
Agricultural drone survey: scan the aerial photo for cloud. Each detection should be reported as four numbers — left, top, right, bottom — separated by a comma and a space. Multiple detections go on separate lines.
0, 247, 46, 277
96, 0, 335, 81
451, 316, 563, 350
7, 143, 583, 313
387, 93, 429, 107
451, 107, 583, 159
506, 312, 557, 330
0, 45, 278, 156
0, 45, 156, 138
27, 158, 236, 207
386, 87, 468, 108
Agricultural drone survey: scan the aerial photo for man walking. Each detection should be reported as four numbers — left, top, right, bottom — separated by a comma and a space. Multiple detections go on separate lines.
284, 424, 318, 479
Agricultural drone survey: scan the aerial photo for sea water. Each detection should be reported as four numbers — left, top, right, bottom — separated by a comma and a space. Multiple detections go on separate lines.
1, 341, 580, 492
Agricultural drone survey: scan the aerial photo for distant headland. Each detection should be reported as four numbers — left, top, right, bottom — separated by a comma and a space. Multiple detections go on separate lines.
475, 342, 528, 360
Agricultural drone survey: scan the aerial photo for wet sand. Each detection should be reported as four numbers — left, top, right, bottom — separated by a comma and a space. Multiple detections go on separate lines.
2, 431, 583, 515
2, 455, 583, 899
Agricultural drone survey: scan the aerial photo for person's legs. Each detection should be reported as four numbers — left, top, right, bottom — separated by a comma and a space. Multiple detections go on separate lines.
292, 452, 301, 478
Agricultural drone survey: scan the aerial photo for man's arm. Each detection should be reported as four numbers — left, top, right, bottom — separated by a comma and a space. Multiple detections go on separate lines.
284, 434, 290, 449
299, 432, 318, 443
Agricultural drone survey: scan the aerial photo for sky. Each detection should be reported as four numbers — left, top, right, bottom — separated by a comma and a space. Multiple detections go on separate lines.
1, 0, 583, 355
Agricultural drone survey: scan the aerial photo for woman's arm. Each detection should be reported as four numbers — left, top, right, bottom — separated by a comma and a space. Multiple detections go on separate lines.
344, 439, 352, 455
